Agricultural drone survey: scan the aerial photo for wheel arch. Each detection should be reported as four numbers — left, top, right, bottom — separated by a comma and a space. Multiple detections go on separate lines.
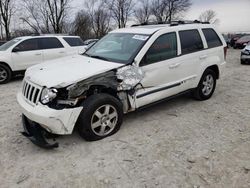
205, 64, 219, 79
0, 61, 12, 72
86, 84, 120, 101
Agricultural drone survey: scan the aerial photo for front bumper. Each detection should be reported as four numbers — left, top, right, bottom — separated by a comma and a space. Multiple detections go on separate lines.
22, 115, 59, 149
17, 91, 83, 135
241, 53, 250, 64
241, 54, 250, 60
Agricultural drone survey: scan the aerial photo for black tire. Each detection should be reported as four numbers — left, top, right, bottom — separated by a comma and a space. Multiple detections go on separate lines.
241, 59, 245, 64
77, 93, 123, 141
193, 69, 217, 101
0, 64, 12, 84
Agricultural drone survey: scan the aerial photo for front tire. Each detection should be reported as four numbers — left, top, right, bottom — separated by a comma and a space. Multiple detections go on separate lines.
193, 69, 216, 100
0, 64, 12, 84
77, 93, 123, 141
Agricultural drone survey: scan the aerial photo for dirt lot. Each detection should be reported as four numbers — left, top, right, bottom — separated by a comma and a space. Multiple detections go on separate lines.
0, 49, 249, 188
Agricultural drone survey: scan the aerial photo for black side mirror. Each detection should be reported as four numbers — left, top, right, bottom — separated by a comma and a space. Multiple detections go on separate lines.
12, 46, 20, 52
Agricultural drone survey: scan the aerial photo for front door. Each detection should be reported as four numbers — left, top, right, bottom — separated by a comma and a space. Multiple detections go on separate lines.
135, 32, 183, 107
11, 38, 43, 70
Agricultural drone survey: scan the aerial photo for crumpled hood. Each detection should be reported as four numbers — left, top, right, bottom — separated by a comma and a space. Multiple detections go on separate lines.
25, 55, 123, 88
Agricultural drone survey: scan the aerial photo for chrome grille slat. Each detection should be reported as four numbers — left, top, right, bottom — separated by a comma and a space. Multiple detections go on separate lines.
31, 88, 37, 103
25, 85, 30, 98
27, 85, 32, 99
23, 82, 28, 95
22, 80, 42, 105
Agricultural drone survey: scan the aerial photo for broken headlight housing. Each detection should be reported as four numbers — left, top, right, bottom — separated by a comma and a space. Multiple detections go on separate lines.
40, 88, 58, 104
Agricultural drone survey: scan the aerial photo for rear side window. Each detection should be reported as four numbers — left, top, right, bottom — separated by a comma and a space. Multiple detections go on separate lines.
63, 37, 84, 47
15, 39, 40, 52
141, 32, 177, 66
40, 37, 64, 49
179, 30, 204, 54
202, 28, 222, 48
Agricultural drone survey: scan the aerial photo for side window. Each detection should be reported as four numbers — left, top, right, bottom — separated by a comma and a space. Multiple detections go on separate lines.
202, 28, 222, 48
179, 30, 204, 55
15, 39, 40, 52
40, 37, 64, 49
63, 37, 84, 47
141, 32, 177, 66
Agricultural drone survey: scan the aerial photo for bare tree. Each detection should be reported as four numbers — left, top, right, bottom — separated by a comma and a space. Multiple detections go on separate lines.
0, 0, 15, 40
134, 0, 151, 24
166, 0, 191, 22
151, 0, 167, 22
46, 0, 70, 33
199, 10, 219, 24
151, 0, 191, 23
73, 10, 93, 40
85, 0, 112, 38
104, 0, 135, 28
21, 0, 50, 34
0, 16, 3, 39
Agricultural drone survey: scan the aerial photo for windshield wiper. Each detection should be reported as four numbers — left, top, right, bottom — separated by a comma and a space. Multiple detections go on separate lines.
89, 55, 109, 61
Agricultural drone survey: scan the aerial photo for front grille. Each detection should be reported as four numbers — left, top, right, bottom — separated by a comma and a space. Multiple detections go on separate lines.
22, 80, 42, 105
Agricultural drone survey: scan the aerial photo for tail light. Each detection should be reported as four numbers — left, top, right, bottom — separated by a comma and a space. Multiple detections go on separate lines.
224, 46, 227, 60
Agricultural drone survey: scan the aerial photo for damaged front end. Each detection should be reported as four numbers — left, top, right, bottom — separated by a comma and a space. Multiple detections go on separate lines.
22, 115, 59, 149
64, 64, 145, 112
20, 64, 145, 149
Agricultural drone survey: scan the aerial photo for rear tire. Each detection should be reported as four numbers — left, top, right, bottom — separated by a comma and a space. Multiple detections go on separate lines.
193, 69, 216, 100
0, 64, 12, 84
77, 93, 123, 141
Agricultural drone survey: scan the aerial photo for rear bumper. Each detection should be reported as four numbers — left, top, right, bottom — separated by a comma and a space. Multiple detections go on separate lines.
17, 91, 83, 135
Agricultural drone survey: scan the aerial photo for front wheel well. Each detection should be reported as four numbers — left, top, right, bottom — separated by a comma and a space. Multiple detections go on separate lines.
86, 85, 120, 100
0, 62, 12, 72
205, 65, 219, 79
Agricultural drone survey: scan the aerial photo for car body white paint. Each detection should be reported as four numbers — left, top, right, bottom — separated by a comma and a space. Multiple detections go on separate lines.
17, 23, 227, 135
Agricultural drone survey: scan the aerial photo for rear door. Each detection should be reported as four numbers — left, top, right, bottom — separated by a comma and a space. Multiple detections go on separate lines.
63, 37, 85, 55
201, 28, 224, 73
11, 38, 43, 70
175, 29, 206, 89
40, 37, 66, 61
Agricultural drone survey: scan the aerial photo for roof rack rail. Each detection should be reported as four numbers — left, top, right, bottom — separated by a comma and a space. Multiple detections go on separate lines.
131, 20, 210, 27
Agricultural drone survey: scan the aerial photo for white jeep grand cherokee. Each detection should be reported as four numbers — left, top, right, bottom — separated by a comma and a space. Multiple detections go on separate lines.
17, 21, 227, 148
0, 35, 85, 84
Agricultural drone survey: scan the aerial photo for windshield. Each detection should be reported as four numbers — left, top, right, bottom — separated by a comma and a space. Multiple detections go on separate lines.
0, 38, 22, 51
85, 33, 150, 64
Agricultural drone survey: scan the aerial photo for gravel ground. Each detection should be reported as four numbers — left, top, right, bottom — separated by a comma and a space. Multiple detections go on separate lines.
0, 49, 249, 188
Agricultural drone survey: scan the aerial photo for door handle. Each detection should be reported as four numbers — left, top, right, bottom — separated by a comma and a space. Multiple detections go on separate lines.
199, 55, 207, 59
34, 53, 42, 56
169, 63, 180, 69
59, 51, 65, 54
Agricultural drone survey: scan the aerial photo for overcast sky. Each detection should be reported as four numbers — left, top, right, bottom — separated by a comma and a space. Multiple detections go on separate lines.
55, 0, 250, 32
186, 0, 250, 33
72, 0, 250, 33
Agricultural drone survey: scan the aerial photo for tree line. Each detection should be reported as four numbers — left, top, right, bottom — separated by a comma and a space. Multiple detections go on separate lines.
0, 0, 218, 41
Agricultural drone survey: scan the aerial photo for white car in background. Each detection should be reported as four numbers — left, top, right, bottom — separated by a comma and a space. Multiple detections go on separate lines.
0, 35, 85, 84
